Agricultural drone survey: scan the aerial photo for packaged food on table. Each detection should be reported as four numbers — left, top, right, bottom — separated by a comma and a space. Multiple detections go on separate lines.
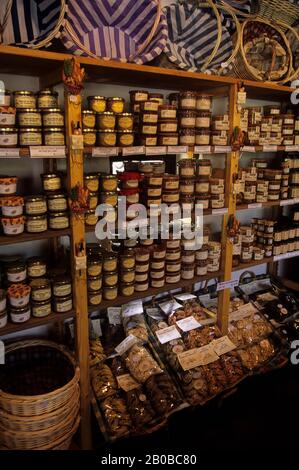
100, 395, 133, 438
228, 311, 273, 347
125, 345, 162, 384
125, 388, 155, 428
144, 372, 181, 416
122, 314, 148, 343
221, 351, 245, 387
89, 339, 107, 367
91, 363, 117, 401
238, 338, 276, 371
202, 361, 227, 396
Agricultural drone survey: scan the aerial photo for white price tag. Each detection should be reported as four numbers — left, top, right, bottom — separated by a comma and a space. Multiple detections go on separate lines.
107, 307, 122, 325
0, 148, 20, 158
92, 147, 118, 157
230, 303, 258, 321
280, 199, 296, 206
159, 299, 182, 315
122, 146, 145, 156
285, 145, 299, 152
174, 293, 197, 301
178, 344, 219, 371
262, 145, 278, 152
155, 325, 181, 344
117, 374, 139, 392
212, 208, 228, 215
176, 316, 202, 332
115, 334, 138, 355
216, 279, 239, 292
91, 318, 102, 337
146, 308, 163, 320
122, 300, 143, 317
214, 146, 231, 153
247, 203, 262, 208
194, 146, 211, 154
211, 336, 236, 356
145, 146, 166, 155
167, 145, 188, 154
30, 146, 66, 158
242, 146, 256, 152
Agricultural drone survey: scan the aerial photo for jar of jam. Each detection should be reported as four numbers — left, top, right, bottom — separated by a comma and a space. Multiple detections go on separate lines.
151, 277, 165, 288
135, 261, 149, 273
210, 194, 225, 209
103, 285, 118, 300
47, 193, 67, 212
195, 178, 209, 194
180, 194, 195, 211
13, 91, 36, 109
196, 259, 208, 276
181, 263, 195, 280
151, 259, 165, 270
117, 130, 134, 147
30, 278, 51, 301
120, 282, 135, 296
82, 110, 96, 129
0, 128, 18, 147
157, 133, 178, 146
179, 128, 195, 146
37, 90, 58, 109
87, 275, 103, 292
52, 276, 72, 297
84, 173, 99, 192
196, 111, 211, 129
195, 129, 210, 145
32, 299, 51, 317
88, 289, 102, 306
99, 192, 118, 206
139, 134, 157, 146
87, 256, 102, 277
44, 128, 65, 146
159, 105, 177, 120
165, 247, 181, 261
18, 108, 42, 127
10, 304, 31, 323
182, 250, 195, 264
196, 94, 212, 111
120, 269, 135, 284
49, 212, 69, 230
179, 91, 197, 110
162, 191, 179, 204
97, 112, 116, 130
83, 128, 96, 146
26, 214, 47, 233
101, 175, 117, 192
107, 97, 125, 114
180, 179, 195, 194
196, 159, 212, 177
130, 90, 149, 102
195, 193, 210, 210
165, 272, 181, 284
178, 110, 196, 128
141, 111, 158, 124
135, 272, 148, 283
84, 210, 98, 226
116, 113, 133, 131
53, 294, 73, 313
178, 159, 196, 177
211, 130, 228, 146
0, 196, 24, 217
163, 174, 179, 191
41, 173, 61, 192
120, 250, 135, 270
0, 110, 16, 127
196, 246, 208, 261
134, 281, 149, 292
25, 195, 47, 215
19, 128, 42, 146
42, 108, 64, 127
88, 96, 106, 113
6, 263, 26, 283
98, 129, 117, 147
103, 252, 118, 272
135, 248, 150, 263
149, 93, 164, 106
27, 257, 46, 278
150, 268, 165, 280
0, 89, 11, 107
158, 120, 178, 133
152, 244, 166, 259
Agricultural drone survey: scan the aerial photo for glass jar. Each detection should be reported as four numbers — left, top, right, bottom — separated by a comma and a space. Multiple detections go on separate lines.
103, 285, 118, 300
158, 120, 178, 133
163, 174, 180, 190
196, 260, 208, 276
47, 193, 67, 212
165, 247, 181, 262
165, 272, 181, 284
84, 173, 99, 192
134, 281, 149, 292
180, 179, 195, 194
99, 175, 117, 192
88, 192, 98, 210
140, 101, 159, 113
149, 93, 164, 106
53, 294, 73, 313
179, 128, 195, 146
18, 108, 42, 127
162, 191, 179, 204
97, 112, 116, 130
41, 173, 61, 192
210, 194, 225, 209
42, 108, 64, 127
103, 252, 118, 272
141, 111, 158, 124
99, 192, 118, 206
19, 128, 42, 146
178, 110, 196, 128
182, 250, 195, 264
88, 96, 106, 113
178, 159, 196, 177
6, 263, 26, 283
179, 91, 197, 110
49, 212, 69, 230
0, 196, 24, 217
195, 129, 210, 145
25, 195, 47, 216
84, 210, 98, 226
196, 159, 212, 177
157, 133, 178, 146
30, 278, 51, 301
135, 248, 150, 263
196, 111, 211, 129
82, 110, 96, 129
27, 257, 46, 278
37, 90, 58, 109
87, 275, 103, 292
135, 272, 148, 282
181, 263, 195, 280
117, 130, 134, 147
120, 269, 135, 284
1, 215, 25, 235
120, 282, 135, 296
211, 130, 228, 146
140, 122, 157, 135
195, 178, 209, 194
196, 94, 212, 111
10, 304, 31, 323
195, 193, 210, 210
87, 256, 102, 277
13, 91, 36, 109
88, 289, 102, 306
0, 109, 16, 126
168, 93, 179, 107
0, 128, 18, 147
107, 97, 125, 114
26, 214, 47, 233
135, 261, 150, 273
120, 250, 135, 269
129, 90, 149, 102
159, 105, 177, 120
32, 299, 51, 317
117, 113, 133, 131
52, 276, 72, 297
44, 128, 65, 146
98, 129, 117, 147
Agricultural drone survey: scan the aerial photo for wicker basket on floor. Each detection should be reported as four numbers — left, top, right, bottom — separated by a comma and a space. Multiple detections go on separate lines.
256, 0, 299, 28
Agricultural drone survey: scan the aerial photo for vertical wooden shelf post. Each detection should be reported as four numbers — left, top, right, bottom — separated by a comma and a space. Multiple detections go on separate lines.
217, 84, 240, 334
65, 87, 92, 449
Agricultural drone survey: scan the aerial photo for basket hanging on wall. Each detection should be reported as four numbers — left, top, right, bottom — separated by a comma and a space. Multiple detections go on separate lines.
0, 0, 66, 48
60, 0, 168, 64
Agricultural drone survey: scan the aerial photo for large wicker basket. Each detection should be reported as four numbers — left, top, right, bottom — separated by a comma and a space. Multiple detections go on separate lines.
256, 0, 299, 28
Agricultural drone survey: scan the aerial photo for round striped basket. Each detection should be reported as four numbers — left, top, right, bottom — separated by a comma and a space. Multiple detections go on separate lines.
60, 0, 168, 64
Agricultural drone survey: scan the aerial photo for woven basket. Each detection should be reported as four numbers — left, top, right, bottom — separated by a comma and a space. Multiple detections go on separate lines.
232, 18, 293, 82
60, 0, 168, 64
256, 0, 299, 28
0, 340, 80, 417
0, 0, 66, 48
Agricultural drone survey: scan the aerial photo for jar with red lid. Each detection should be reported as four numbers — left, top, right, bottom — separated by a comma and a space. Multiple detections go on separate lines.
178, 159, 196, 177
180, 178, 195, 195
179, 91, 197, 110
179, 128, 195, 146
158, 119, 178, 133
179, 110, 196, 128
119, 188, 140, 204
196, 159, 212, 177
195, 129, 210, 145
158, 105, 177, 120
196, 111, 211, 129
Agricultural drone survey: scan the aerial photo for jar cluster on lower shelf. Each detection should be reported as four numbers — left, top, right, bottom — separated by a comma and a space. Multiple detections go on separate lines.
0, 174, 69, 236
0, 256, 73, 328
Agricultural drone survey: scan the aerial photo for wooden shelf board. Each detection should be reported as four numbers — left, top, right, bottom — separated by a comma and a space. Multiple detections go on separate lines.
0, 310, 75, 337
237, 199, 299, 211
0, 45, 293, 98
0, 228, 71, 246
232, 257, 273, 272
88, 269, 224, 312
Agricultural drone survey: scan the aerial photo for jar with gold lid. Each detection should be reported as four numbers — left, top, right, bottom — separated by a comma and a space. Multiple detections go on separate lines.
117, 130, 134, 147
26, 214, 47, 233
42, 108, 64, 127
87, 275, 103, 292
27, 257, 47, 278
103, 285, 118, 300
103, 271, 118, 287
25, 195, 47, 215
99, 192, 118, 206
47, 193, 67, 212
117, 113, 134, 131
98, 129, 117, 147
30, 278, 51, 301
97, 112, 116, 130
99, 175, 117, 192
37, 89, 58, 109
83, 128, 97, 146
13, 91, 36, 109
32, 299, 51, 318
0, 128, 18, 147
18, 108, 42, 127
52, 275, 72, 297
84, 210, 98, 227
41, 173, 62, 192
107, 97, 125, 114
103, 252, 118, 272
120, 282, 135, 296
88, 96, 106, 113
120, 250, 135, 270
84, 173, 99, 192
19, 128, 42, 146
44, 128, 65, 146
88, 289, 102, 306
53, 294, 73, 313
49, 211, 69, 230
120, 269, 135, 284
82, 110, 96, 129
87, 255, 102, 277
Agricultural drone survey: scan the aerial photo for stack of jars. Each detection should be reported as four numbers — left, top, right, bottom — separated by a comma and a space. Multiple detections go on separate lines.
84, 173, 118, 227
150, 244, 166, 288
119, 249, 136, 297
252, 219, 274, 259
239, 225, 256, 263
165, 239, 181, 285
118, 172, 142, 223
263, 169, 283, 202
271, 218, 299, 257
142, 172, 163, 214
102, 250, 118, 302
157, 103, 178, 147
207, 241, 221, 273
211, 114, 229, 146
178, 159, 196, 211
86, 246, 103, 307
134, 246, 150, 292
130, 90, 163, 147
0, 176, 25, 235
40, 173, 69, 231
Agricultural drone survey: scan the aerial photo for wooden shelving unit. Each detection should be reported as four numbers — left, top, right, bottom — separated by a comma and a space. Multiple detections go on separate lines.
0, 228, 71, 246
0, 310, 75, 336
0, 44, 298, 449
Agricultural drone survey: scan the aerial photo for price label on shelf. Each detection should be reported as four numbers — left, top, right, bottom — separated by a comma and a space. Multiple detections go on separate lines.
211, 336, 236, 356
216, 279, 239, 292
262, 145, 278, 152
194, 146, 211, 154
174, 293, 197, 301
248, 203, 262, 209
159, 299, 182, 315
242, 146, 256, 153
122, 300, 143, 317
280, 199, 295, 206
167, 146, 188, 154
273, 250, 299, 262
122, 146, 145, 156
176, 316, 202, 332
285, 145, 299, 152
214, 146, 231, 153
107, 307, 122, 325
0, 148, 20, 158
212, 208, 228, 215
30, 146, 66, 158
156, 325, 181, 344
145, 146, 166, 155
92, 147, 118, 157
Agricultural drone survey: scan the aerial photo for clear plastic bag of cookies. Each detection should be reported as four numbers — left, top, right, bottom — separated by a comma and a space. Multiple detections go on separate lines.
89, 339, 106, 367
168, 301, 209, 326
221, 351, 245, 387
144, 372, 182, 416
125, 344, 163, 384
91, 363, 118, 401
122, 314, 148, 343
202, 360, 227, 396
100, 395, 133, 438
125, 387, 155, 428
180, 367, 209, 405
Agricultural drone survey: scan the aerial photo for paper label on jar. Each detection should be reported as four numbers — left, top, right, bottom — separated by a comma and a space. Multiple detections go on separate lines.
33, 304, 51, 317
15, 96, 36, 108
0, 133, 18, 147
117, 374, 139, 392
158, 299, 182, 315
178, 344, 219, 371
43, 113, 64, 127
54, 285, 72, 297
56, 299, 72, 312
211, 336, 236, 356
115, 334, 138, 355
176, 316, 202, 332
156, 325, 181, 344
107, 307, 122, 325
26, 200, 47, 214
122, 300, 143, 317
0, 113, 15, 125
